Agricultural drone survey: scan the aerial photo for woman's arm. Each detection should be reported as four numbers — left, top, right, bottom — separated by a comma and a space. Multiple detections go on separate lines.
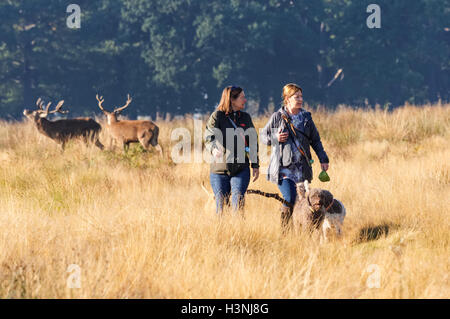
260, 112, 279, 146
204, 111, 222, 155
308, 117, 329, 164
247, 115, 260, 169
247, 115, 260, 182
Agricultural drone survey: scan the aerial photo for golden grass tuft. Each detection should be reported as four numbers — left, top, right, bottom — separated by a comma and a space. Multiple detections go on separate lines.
0, 103, 448, 298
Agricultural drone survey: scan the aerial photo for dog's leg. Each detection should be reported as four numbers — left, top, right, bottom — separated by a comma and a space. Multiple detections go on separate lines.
335, 220, 342, 237
322, 218, 332, 243
336, 219, 346, 239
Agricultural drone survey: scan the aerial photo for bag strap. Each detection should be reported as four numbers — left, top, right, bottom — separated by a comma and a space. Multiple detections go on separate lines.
280, 113, 313, 167
226, 115, 251, 168
281, 112, 311, 141
227, 115, 249, 148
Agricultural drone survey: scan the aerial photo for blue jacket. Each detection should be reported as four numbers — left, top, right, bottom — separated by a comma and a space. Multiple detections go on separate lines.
260, 107, 329, 183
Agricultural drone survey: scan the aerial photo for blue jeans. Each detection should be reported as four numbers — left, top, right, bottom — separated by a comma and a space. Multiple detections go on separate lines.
210, 167, 250, 214
277, 178, 297, 207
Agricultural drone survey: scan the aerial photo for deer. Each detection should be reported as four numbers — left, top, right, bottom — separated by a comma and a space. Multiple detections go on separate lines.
23, 98, 104, 150
96, 94, 163, 156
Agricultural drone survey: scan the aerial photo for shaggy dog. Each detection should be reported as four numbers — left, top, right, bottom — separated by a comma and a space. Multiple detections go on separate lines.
292, 181, 346, 242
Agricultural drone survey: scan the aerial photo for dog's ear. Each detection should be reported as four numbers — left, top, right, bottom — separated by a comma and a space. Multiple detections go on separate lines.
296, 183, 307, 199
322, 190, 334, 208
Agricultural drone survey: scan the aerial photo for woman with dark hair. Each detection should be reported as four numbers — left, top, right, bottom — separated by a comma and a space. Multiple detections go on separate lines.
205, 86, 260, 215
260, 83, 329, 232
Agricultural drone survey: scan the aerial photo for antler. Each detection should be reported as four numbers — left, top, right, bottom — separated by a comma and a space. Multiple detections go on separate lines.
113, 94, 132, 113
36, 98, 43, 110
44, 102, 52, 114
96, 94, 106, 112
36, 98, 47, 111
27, 98, 51, 118
48, 100, 69, 115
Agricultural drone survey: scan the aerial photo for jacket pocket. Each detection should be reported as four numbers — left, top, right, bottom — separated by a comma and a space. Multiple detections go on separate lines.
281, 144, 292, 167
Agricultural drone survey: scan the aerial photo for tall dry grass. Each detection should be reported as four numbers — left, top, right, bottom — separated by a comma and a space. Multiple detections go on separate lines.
0, 103, 448, 298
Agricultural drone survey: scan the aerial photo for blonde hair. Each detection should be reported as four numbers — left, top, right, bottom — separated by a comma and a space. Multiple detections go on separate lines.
282, 83, 303, 106
217, 86, 243, 114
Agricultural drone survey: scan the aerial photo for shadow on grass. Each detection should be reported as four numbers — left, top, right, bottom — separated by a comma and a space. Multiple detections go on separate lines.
355, 223, 400, 243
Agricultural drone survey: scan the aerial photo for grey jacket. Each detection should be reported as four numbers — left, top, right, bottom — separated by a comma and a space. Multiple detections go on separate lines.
260, 107, 329, 184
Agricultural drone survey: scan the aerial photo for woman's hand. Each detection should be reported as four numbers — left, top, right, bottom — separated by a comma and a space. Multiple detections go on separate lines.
252, 168, 259, 182
277, 127, 289, 143
212, 147, 223, 159
320, 163, 329, 171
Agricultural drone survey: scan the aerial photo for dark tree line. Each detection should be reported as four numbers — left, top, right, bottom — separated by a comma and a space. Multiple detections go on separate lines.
0, 0, 448, 119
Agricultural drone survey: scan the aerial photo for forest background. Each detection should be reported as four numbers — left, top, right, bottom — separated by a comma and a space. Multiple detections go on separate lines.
0, 0, 448, 119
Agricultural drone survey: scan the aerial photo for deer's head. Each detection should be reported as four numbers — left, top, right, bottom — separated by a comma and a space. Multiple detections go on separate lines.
96, 94, 132, 125
24, 98, 69, 122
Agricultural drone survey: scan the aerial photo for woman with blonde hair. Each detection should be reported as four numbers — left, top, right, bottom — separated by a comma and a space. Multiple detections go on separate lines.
205, 86, 260, 214
260, 83, 329, 232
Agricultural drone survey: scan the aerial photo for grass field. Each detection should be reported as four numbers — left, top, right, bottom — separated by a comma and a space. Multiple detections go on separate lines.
0, 103, 448, 298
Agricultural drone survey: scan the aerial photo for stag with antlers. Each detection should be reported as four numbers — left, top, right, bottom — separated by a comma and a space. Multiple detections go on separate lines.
23, 98, 104, 150
96, 94, 162, 155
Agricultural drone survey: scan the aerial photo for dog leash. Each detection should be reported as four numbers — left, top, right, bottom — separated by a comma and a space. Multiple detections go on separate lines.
246, 189, 293, 208
247, 188, 335, 216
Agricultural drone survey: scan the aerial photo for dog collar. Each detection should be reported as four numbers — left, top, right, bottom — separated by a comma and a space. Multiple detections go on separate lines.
325, 199, 335, 211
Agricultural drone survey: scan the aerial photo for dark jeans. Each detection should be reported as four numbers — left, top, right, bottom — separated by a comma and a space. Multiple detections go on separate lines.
210, 167, 250, 214
277, 178, 297, 207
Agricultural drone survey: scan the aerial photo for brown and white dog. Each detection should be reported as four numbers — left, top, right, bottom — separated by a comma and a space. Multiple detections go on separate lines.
292, 181, 346, 242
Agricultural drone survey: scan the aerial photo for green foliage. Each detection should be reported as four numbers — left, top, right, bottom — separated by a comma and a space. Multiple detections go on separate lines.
0, 0, 448, 119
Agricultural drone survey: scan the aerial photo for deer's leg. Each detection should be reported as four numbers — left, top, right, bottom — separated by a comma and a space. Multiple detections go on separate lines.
108, 138, 115, 151
138, 139, 150, 151
123, 141, 130, 153
95, 139, 104, 150
111, 137, 125, 152
82, 135, 90, 147
154, 144, 163, 157
87, 131, 101, 150
141, 131, 163, 156
149, 128, 162, 156
138, 132, 151, 151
